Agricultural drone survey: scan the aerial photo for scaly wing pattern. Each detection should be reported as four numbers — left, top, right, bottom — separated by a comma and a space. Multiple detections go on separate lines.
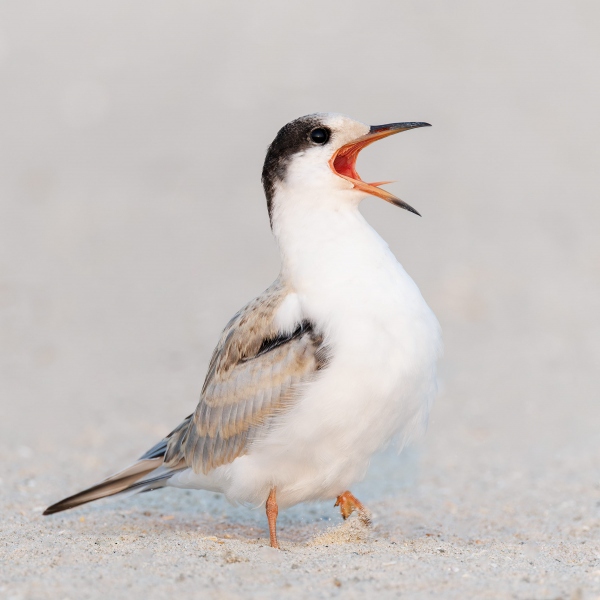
163, 280, 328, 474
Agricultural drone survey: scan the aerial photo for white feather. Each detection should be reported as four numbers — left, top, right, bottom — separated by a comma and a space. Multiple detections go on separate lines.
273, 292, 302, 333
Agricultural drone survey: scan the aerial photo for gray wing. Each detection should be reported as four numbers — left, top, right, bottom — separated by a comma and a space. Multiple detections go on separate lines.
163, 280, 328, 474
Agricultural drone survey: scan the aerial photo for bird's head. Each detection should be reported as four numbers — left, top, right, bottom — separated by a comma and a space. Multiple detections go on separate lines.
262, 113, 430, 227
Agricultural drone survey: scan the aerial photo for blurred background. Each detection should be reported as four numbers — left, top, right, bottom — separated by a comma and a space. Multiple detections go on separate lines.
1, 0, 599, 541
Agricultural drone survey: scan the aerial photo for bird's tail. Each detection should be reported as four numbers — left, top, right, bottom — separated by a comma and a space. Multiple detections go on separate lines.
43, 416, 192, 516
43, 458, 180, 515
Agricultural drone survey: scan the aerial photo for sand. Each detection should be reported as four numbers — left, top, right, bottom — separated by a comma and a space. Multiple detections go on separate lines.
1, 1, 600, 598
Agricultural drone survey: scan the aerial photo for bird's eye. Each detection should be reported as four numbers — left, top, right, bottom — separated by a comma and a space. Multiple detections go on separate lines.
310, 128, 330, 144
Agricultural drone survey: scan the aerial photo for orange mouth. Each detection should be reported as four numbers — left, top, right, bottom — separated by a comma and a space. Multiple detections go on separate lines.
329, 122, 430, 216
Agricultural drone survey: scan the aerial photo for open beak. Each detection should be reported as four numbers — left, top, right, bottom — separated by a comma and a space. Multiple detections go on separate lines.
329, 122, 430, 216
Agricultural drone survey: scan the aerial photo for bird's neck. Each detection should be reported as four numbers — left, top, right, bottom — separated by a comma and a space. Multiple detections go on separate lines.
272, 189, 398, 299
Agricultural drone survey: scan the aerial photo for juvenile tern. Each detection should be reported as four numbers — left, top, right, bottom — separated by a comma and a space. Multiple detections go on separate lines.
44, 113, 442, 549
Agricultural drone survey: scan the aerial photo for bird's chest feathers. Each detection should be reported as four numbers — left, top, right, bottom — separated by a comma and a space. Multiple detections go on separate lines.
279, 210, 440, 394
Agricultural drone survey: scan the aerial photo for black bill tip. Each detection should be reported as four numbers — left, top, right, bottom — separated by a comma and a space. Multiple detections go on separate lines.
394, 199, 422, 217
369, 122, 431, 134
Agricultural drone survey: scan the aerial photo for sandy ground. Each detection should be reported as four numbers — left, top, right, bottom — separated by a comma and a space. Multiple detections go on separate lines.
1, 1, 600, 598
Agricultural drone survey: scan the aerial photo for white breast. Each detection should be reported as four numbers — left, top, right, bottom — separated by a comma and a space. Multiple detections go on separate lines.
214, 203, 442, 508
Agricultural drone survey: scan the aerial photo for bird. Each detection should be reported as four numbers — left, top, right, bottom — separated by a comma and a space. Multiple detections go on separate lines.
44, 113, 442, 549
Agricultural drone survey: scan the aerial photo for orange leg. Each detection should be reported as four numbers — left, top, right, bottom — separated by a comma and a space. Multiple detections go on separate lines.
266, 488, 280, 549
334, 490, 371, 526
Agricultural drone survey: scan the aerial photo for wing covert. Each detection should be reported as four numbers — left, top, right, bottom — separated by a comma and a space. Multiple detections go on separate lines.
164, 281, 328, 474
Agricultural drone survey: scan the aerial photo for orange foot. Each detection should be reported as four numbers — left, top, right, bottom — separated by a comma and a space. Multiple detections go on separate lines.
334, 491, 371, 526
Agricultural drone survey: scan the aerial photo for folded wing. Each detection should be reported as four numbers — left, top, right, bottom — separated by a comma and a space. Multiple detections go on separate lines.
164, 280, 328, 473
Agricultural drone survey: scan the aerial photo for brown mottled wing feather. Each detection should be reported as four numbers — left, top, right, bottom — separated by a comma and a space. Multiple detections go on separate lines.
164, 281, 328, 474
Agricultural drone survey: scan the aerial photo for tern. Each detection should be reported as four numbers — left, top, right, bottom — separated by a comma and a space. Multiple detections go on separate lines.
44, 113, 442, 549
